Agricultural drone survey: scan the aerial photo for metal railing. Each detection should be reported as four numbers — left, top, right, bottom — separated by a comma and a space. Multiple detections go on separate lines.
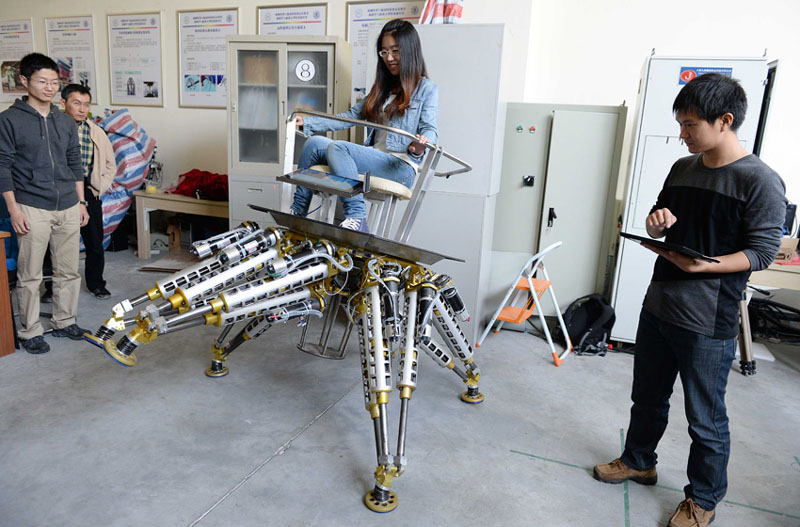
289, 108, 472, 178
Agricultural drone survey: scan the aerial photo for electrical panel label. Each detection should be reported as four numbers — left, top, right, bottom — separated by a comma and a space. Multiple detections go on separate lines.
678, 66, 733, 85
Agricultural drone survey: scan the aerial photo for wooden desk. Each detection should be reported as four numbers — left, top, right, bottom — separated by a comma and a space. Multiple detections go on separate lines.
1, 231, 14, 357
134, 191, 228, 259
750, 262, 800, 290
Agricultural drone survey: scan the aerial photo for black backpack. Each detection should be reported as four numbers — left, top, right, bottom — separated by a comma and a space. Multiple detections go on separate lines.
554, 294, 615, 356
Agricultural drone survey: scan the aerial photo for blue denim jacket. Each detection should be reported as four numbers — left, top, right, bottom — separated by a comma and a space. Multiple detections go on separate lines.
302, 78, 438, 164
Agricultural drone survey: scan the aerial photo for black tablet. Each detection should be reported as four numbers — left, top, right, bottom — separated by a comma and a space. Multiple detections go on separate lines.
620, 232, 720, 263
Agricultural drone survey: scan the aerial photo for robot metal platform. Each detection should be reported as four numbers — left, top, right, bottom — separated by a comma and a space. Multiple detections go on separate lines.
249, 205, 464, 266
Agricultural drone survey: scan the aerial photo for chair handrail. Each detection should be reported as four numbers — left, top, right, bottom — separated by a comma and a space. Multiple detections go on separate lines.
290, 108, 472, 178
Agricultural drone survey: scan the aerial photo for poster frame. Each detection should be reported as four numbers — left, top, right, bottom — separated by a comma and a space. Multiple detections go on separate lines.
107, 11, 165, 107
256, 3, 328, 36
177, 7, 239, 109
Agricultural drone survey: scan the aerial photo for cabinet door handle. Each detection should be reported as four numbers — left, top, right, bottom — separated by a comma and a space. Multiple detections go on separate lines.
247, 188, 263, 193
547, 207, 557, 228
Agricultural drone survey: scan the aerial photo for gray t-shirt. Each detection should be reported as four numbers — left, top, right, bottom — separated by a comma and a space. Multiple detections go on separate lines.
642, 153, 786, 338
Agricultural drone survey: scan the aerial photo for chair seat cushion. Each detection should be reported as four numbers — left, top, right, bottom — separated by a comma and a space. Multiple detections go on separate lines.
310, 165, 412, 200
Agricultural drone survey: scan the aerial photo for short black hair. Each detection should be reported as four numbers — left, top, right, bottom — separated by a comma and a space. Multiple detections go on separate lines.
61, 83, 91, 102
673, 73, 748, 131
20, 52, 58, 79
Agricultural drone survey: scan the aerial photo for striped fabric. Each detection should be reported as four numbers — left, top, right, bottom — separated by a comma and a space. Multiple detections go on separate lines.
419, 0, 463, 24
95, 108, 157, 249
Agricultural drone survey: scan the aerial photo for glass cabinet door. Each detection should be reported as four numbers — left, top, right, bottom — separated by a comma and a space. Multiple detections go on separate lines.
286, 46, 334, 162
232, 46, 282, 166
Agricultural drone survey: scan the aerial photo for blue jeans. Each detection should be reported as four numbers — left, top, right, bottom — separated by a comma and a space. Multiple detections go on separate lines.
290, 136, 416, 219
621, 309, 736, 511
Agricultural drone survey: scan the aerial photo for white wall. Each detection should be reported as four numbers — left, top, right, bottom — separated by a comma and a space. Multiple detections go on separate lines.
0, 0, 531, 188
3, 0, 795, 205
525, 0, 800, 206
0, 2, 377, 185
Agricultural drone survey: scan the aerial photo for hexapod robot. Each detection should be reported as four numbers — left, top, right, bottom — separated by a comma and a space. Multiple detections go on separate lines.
85, 208, 483, 512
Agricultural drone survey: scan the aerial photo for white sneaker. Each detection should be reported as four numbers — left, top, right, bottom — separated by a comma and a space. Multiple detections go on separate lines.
339, 217, 370, 233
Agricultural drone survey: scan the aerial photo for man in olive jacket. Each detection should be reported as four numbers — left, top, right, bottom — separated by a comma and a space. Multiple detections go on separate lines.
0, 53, 89, 354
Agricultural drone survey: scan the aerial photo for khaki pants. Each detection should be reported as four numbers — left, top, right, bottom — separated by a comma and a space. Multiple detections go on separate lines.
16, 203, 81, 339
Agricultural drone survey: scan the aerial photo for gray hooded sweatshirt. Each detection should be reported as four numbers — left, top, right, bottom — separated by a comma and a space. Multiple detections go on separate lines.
0, 97, 83, 211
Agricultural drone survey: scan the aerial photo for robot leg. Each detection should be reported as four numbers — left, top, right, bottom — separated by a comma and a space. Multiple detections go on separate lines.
86, 226, 281, 348
206, 289, 322, 377
206, 318, 271, 378
357, 285, 398, 513
431, 288, 483, 404
394, 290, 419, 481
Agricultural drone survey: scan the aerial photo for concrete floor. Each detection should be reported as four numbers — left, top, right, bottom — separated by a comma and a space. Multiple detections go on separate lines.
1, 249, 799, 527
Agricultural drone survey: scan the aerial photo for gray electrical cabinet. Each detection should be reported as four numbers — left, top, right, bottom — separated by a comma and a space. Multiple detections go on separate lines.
489, 103, 627, 319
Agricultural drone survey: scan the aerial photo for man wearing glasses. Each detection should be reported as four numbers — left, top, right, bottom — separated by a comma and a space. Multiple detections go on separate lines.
0, 53, 90, 354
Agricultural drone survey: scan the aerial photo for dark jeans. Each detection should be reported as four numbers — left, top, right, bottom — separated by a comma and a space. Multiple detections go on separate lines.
81, 191, 105, 291
290, 135, 415, 219
621, 309, 736, 511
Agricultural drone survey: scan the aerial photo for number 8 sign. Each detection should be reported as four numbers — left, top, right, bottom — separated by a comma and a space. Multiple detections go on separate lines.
295, 59, 316, 82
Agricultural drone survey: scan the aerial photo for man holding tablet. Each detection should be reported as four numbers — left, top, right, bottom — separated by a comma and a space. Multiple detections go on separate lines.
593, 73, 786, 526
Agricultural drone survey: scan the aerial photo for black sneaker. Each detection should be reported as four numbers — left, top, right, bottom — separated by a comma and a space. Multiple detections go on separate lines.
92, 287, 111, 299
52, 323, 90, 341
20, 335, 50, 354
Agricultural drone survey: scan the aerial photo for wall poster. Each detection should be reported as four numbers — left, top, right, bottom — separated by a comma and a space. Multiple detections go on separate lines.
346, 1, 422, 105
0, 19, 35, 101
45, 16, 98, 99
178, 8, 238, 108
257, 4, 327, 36
107, 12, 163, 107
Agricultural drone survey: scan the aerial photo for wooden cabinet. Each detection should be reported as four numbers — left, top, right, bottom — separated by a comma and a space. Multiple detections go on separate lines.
226, 36, 351, 227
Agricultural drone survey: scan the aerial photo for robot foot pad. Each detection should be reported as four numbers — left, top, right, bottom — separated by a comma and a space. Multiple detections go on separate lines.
83, 333, 106, 349
205, 365, 230, 378
460, 391, 485, 404
103, 340, 137, 367
364, 489, 398, 513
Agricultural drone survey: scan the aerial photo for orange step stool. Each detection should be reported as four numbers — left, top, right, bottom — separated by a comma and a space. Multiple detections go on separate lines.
476, 242, 573, 366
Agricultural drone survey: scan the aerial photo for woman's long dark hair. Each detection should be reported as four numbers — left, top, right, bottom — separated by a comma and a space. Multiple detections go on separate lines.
362, 19, 427, 122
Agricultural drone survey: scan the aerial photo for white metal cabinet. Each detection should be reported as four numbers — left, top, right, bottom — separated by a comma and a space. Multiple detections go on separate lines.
610, 55, 768, 342
226, 35, 351, 228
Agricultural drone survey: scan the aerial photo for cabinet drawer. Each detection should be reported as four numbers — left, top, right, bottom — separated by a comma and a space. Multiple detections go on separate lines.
229, 180, 281, 221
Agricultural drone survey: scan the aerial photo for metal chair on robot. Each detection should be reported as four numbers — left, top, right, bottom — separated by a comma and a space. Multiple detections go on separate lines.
280, 108, 471, 359
475, 242, 574, 366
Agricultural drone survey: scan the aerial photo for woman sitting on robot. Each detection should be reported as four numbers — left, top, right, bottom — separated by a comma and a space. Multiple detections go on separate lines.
291, 18, 438, 233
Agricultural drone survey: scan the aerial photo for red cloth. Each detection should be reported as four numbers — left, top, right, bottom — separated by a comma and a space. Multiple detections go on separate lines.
166, 169, 228, 201
776, 252, 800, 266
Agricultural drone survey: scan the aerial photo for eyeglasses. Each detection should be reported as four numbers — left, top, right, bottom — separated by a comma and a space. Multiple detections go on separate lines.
378, 48, 400, 59
32, 79, 60, 88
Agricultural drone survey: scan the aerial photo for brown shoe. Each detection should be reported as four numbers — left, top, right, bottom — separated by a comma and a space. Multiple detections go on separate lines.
593, 458, 657, 485
668, 498, 715, 526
